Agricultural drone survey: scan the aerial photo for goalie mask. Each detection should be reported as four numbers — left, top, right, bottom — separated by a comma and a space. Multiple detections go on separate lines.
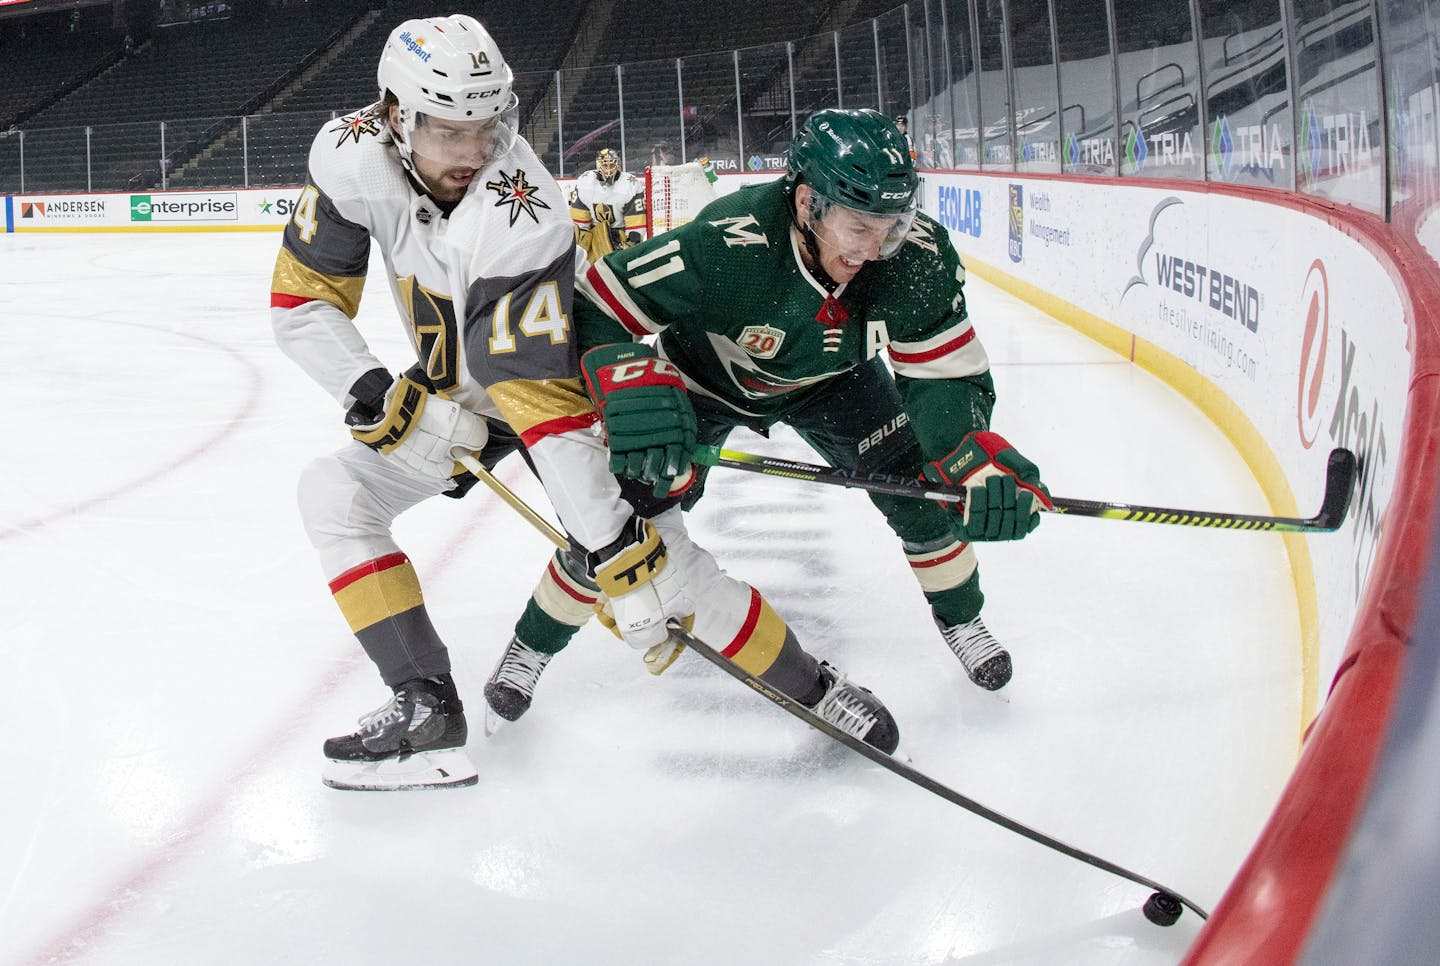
377, 15, 519, 183
596, 148, 621, 184
786, 108, 918, 261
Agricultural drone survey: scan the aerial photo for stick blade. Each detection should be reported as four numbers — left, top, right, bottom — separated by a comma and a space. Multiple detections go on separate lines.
1315, 447, 1358, 531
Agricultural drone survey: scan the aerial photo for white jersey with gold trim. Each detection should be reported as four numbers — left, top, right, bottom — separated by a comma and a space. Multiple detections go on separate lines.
270, 106, 629, 550
571, 168, 644, 217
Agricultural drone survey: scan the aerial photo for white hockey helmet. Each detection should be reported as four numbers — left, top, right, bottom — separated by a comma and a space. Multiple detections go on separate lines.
377, 15, 520, 175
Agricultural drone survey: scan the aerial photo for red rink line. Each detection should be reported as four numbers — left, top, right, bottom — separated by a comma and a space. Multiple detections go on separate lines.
0, 321, 263, 542
17, 459, 536, 964
20, 650, 366, 966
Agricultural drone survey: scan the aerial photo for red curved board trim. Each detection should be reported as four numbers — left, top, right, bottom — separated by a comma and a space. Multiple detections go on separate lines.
949, 170, 1440, 963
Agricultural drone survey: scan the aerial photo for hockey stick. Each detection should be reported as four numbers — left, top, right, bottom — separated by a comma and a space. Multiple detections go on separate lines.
455, 452, 570, 549
458, 452, 1207, 924
692, 444, 1358, 533
665, 622, 1208, 924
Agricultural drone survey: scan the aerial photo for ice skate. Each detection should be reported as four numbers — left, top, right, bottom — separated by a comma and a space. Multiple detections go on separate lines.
807, 661, 901, 755
483, 636, 553, 734
322, 675, 475, 790
940, 615, 1012, 690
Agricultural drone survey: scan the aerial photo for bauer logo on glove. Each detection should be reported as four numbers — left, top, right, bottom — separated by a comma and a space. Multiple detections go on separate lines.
922, 431, 1053, 541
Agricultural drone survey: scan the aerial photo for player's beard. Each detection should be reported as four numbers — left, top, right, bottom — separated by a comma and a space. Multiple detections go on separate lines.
417, 165, 475, 204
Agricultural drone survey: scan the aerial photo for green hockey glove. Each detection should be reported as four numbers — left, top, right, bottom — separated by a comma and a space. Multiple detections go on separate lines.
922, 431, 1053, 541
582, 343, 697, 497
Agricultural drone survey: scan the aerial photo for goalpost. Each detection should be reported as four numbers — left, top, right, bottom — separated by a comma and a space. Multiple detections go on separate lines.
644, 160, 718, 237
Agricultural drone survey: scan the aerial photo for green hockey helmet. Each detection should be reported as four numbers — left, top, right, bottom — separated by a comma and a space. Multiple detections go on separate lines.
786, 108, 919, 258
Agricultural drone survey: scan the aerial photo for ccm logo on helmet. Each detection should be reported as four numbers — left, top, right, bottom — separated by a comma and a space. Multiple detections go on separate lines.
466, 88, 504, 99
881, 191, 910, 199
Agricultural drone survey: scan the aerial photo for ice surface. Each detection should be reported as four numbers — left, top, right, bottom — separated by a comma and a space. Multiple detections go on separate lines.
0, 233, 1299, 965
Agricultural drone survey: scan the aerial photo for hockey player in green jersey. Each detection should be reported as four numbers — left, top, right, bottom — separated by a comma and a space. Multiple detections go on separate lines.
572, 107, 1052, 693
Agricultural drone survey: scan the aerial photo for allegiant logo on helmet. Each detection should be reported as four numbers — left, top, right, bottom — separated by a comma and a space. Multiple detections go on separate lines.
399, 32, 431, 62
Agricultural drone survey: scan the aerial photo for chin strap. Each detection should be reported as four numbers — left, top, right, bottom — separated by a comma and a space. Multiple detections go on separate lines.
791, 216, 847, 325
793, 217, 840, 293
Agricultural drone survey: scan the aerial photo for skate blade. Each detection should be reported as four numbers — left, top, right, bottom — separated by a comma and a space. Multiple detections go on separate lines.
322, 748, 478, 791
483, 705, 509, 737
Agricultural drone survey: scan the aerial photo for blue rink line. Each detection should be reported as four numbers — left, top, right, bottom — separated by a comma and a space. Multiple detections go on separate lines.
5, 196, 13, 233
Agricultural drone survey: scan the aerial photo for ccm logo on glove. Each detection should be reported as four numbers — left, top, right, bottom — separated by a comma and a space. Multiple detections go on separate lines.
582, 344, 698, 497
592, 357, 685, 392
923, 431, 1053, 541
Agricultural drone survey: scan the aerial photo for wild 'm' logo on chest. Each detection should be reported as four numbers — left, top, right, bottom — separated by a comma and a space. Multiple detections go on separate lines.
738, 325, 785, 359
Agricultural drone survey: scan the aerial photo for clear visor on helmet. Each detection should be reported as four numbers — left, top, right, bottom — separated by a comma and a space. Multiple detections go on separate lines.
804, 190, 917, 260
405, 108, 518, 171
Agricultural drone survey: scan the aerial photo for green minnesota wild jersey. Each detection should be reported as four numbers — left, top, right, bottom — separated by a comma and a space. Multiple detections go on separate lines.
574, 178, 995, 455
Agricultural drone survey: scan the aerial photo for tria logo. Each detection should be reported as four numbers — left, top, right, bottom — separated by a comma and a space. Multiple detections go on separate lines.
20, 202, 44, 218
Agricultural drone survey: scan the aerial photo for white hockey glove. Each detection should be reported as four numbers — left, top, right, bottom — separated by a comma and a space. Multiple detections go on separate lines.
588, 515, 694, 650
346, 372, 489, 480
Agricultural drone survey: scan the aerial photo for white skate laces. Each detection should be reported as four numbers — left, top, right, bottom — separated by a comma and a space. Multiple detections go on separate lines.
321, 680, 475, 790
491, 639, 550, 698
358, 690, 432, 750
812, 664, 880, 741
483, 637, 554, 733
940, 615, 1012, 690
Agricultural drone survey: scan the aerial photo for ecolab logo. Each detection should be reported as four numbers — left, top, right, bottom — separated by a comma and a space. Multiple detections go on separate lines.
935, 185, 981, 237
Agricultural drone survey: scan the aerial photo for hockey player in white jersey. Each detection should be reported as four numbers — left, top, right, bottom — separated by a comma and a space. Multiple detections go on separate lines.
270, 15, 901, 789
569, 147, 646, 263
270, 15, 697, 790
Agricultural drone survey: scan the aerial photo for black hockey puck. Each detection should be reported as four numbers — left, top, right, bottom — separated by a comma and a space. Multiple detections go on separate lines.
1143, 892, 1183, 927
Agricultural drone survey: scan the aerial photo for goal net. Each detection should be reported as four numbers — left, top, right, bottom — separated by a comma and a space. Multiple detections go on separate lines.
645, 160, 718, 237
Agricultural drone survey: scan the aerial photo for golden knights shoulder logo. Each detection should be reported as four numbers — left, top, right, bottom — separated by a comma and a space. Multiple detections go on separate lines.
330, 109, 384, 148
486, 169, 551, 225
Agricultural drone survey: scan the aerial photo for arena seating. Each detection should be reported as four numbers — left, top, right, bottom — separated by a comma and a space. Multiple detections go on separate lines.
1, 0, 905, 192
0, 8, 125, 131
